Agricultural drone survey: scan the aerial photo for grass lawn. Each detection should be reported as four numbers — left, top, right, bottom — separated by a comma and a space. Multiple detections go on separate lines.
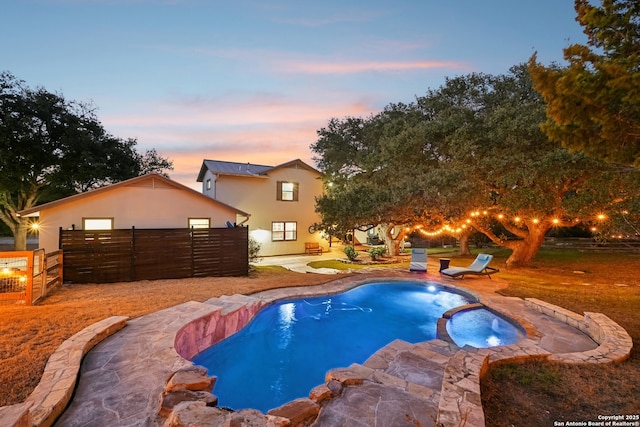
0, 248, 638, 426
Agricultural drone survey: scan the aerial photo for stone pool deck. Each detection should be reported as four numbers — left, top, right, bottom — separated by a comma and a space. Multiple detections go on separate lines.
7, 269, 633, 427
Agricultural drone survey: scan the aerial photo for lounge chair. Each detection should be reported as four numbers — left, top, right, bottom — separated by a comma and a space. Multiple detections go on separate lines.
440, 253, 499, 279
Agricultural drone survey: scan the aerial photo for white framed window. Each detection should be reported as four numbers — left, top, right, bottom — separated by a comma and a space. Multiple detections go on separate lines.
83, 218, 114, 230
272, 221, 297, 241
276, 181, 298, 201
206, 179, 211, 191
188, 218, 210, 229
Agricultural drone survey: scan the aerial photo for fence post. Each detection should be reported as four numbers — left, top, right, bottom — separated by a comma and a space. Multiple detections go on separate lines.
25, 251, 34, 306
131, 226, 136, 281
58, 250, 64, 285
190, 226, 195, 276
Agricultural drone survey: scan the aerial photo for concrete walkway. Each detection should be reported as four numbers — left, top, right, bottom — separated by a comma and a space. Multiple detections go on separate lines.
256, 248, 347, 274
50, 259, 629, 427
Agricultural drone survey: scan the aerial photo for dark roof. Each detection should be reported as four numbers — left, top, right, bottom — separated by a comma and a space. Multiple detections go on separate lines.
197, 158, 320, 182
197, 160, 272, 181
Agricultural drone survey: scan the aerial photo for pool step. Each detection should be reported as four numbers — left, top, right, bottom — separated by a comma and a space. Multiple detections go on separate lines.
312, 339, 459, 426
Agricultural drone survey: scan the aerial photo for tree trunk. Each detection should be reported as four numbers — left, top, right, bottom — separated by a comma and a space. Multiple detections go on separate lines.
473, 219, 551, 269
380, 223, 404, 256
459, 233, 471, 255
12, 221, 29, 251
504, 225, 548, 268
1, 188, 39, 251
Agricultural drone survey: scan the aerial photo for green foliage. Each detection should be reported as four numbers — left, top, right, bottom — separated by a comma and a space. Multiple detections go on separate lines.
528, 0, 640, 167
311, 65, 640, 267
343, 245, 359, 261
368, 246, 386, 260
248, 236, 262, 264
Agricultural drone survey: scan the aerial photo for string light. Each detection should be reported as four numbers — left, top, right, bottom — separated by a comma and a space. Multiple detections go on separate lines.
401, 210, 611, 236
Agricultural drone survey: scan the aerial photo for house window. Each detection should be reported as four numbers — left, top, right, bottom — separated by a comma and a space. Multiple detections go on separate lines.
206, 179, 211, 191
272, 221, 297, 241
83, 218, 113, 230
188, 218, 210, 229
276, 181, 298, 201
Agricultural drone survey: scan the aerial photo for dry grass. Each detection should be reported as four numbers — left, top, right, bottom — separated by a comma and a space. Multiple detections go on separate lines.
1, 248, 639, 426
481, 250, 640, 427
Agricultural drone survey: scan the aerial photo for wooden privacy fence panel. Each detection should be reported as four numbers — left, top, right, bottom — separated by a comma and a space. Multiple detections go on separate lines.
60, 227, 248, 283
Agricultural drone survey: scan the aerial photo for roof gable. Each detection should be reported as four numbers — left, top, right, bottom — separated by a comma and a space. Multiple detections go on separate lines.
268, 159, 320, 175
19, 173, 249, 217
197, 158, 320, 182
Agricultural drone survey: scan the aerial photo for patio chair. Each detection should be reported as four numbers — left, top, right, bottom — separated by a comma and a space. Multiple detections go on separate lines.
440, 253, 499, 279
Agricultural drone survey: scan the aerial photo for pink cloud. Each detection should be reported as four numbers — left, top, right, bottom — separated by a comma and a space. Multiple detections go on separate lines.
102, 94, 371, 188
282, 60, 465, 74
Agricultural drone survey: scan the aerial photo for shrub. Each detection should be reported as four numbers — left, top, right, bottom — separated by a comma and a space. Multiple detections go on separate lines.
343, 245, 359, 261
368, 246, 386, 261
248, 237, 262, 264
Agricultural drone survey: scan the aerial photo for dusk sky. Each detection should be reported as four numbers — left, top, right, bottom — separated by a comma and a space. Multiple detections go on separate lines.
4, 0, 587, 189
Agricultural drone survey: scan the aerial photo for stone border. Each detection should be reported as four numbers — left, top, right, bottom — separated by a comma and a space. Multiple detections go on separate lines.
174, 294, 265, 360
525, 298, 633, 364
0, 316, 128, 427
436, 300, 634, 427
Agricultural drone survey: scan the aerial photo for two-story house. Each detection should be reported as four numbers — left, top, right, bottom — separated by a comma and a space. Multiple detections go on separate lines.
197, 159, 326, 256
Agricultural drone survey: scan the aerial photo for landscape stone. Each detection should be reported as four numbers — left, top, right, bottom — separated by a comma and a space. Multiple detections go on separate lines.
166, 366, 216, 392
308, 384, 333, 403
163, 401, 227, 427
160, 390, 218, 418
267, 398, 320, 426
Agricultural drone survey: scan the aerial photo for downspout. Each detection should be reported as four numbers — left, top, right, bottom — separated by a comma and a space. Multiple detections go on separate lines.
237, 214, 250, 226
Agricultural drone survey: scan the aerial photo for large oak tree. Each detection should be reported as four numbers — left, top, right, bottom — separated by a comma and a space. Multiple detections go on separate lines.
0, 72, 173, 250
312, 66, 638, 267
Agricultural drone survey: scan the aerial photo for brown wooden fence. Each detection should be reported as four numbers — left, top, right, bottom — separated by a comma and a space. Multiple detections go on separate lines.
60, 227, 248, 283
542, 237, 640, 252
0, 249, 63, 305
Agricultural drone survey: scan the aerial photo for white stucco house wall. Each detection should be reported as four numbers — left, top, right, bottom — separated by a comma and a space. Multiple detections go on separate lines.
197, 159, 325, 256
18, 173, 249, 255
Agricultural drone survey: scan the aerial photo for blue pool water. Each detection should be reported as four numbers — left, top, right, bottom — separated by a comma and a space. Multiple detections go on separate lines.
446, 308, 523, 348
192, 282, 518, 412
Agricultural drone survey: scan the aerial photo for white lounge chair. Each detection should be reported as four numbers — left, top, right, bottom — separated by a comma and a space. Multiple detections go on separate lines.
440, 253, 499, 279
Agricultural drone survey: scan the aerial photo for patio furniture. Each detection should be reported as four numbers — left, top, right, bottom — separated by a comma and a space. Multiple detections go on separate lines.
305, 242, 323, 255
440, 253, 499, 279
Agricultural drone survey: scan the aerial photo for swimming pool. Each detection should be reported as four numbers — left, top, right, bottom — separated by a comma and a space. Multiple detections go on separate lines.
192, 281, 520, 412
